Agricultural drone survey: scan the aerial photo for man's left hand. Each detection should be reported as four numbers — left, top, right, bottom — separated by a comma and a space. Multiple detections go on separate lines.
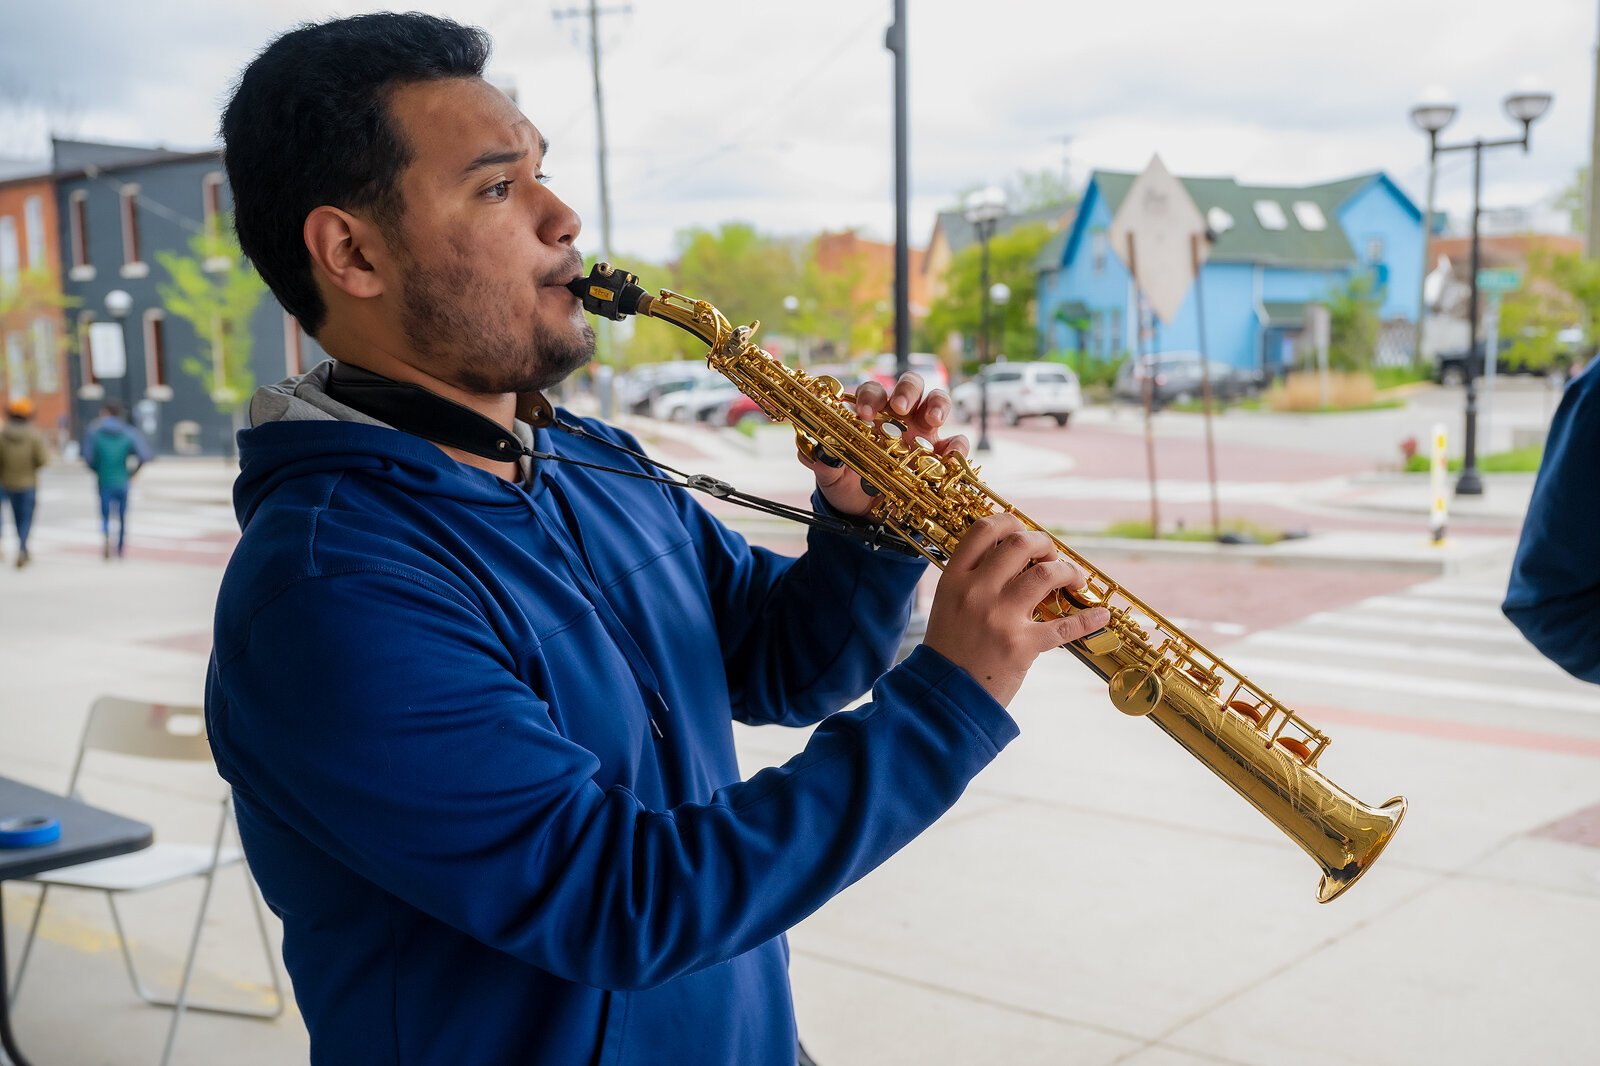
800, 372, 970, 517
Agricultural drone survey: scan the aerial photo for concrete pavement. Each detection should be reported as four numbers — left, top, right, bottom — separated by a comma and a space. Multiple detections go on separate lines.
2, 419, 1597, 1065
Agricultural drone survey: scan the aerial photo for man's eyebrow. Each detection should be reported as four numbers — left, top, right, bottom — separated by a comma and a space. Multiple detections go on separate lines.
461, 136, 549, 178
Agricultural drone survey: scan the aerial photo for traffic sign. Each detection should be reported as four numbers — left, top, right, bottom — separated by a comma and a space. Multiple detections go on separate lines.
1476, 268, 1522, 294
1107, 155, 1207, 325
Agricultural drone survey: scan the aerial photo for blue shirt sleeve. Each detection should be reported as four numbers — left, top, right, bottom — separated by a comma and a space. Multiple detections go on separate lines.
208, 566, 1015, 993
1503, 366, 1600, 683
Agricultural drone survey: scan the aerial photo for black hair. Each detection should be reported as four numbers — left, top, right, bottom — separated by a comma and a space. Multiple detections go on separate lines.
101, 401, 125, 418
220, 12, 491, 335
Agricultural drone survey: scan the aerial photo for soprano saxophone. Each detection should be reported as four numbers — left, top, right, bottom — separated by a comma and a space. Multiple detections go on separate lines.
567, 262, 1407, 903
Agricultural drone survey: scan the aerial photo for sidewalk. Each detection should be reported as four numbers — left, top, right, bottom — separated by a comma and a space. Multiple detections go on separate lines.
5, 434, 1595, 1065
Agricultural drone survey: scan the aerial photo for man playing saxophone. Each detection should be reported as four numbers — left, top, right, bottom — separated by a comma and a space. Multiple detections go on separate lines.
207, 11, 1108, 1066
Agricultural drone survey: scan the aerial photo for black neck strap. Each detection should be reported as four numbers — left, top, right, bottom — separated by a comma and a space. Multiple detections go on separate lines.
323, 362, 552, 462
317, 361, 924, 559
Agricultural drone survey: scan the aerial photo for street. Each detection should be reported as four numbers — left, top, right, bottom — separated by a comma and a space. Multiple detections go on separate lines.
2, 384, 1598, 1065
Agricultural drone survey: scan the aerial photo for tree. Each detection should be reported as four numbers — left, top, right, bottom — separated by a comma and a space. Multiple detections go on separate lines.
155, 218, 268, 425
1323, 272, 1381, 371
1005, 167, 1078, 213
1500, 249, 1600, 370
921, 222, 1055, 366
0, 267, 76, 398
791, 239, 892, 362
1553, 166, 1587, 237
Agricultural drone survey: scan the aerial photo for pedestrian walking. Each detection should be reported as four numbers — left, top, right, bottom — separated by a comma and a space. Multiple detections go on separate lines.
82, 401, 153, 559
1, 397, 49, 568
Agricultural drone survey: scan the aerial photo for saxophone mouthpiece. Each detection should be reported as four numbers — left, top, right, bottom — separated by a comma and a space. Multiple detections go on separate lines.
567, 262, 652, 320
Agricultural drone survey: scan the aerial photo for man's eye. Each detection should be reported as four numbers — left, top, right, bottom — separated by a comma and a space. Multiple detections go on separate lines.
486, 180, 513, 200
535, 173, 553, 186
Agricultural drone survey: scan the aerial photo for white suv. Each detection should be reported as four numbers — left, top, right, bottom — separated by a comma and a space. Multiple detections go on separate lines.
951, 362, 1082, 427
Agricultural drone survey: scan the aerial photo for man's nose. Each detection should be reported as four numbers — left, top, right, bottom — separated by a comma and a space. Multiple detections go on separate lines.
537, 186, 581, 248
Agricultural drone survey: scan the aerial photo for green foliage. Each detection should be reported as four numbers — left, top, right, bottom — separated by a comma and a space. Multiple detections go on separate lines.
1371, 364, 1431, 390
1554, 166, 1587, 236
1404, 445, 1544, 474
1500, 249, 1600, 371
954, 168, 1078, 215
1103, 517, 1285, 543
155, 218, 267, 414
790, 241, 891, 360
1324, 273, 1380, 371
923, 222, 1054, 362
0, 266, 77, 388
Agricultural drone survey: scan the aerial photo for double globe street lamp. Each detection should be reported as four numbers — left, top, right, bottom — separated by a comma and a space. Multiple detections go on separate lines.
1409, 80, 1552, 495
964, 186, 1008, 453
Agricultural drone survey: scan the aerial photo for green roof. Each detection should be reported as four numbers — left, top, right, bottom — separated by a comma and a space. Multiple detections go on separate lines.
1091, 170, 1379, 269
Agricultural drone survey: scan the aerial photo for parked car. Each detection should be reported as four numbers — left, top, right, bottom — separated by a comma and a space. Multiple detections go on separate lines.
723, 363, 857, 428
618, 362, 706, 415
655, 378, 742, 422
1433, 339, 1560, 385
1114, 352, 1258, 407
951, 362, 1082, 427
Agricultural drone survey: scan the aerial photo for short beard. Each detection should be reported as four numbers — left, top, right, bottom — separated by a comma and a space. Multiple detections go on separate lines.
395, 244, 595, 395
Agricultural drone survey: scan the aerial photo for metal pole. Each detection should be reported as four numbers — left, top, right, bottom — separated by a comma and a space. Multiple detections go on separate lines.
1128, 234, 1160, 539
587, 0, 614, 266
886, 0, 911, 379
976, 222, 993, 452
1457, 140, 1485, 496
1191, 233, 1221, 540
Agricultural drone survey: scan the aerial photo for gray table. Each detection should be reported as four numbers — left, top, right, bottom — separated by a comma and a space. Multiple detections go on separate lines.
0, 775, 153, 1066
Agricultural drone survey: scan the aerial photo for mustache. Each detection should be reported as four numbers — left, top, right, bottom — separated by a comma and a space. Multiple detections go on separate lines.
542, 251, 585, 287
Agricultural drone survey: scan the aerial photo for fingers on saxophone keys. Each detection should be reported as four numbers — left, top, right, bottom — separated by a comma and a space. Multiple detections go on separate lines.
1045, 606, 1113, 650
948, 513, 1025, 571
933, 433, 970, 459
854, 381, 889, 420
810, 445, 845, 469
888, 372, 925, 417
1013, 558, 1087, 603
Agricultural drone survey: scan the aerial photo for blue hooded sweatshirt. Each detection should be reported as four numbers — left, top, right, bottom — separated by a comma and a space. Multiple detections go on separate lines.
1504, 363, 1600, 683
206, 366, 1018, 1065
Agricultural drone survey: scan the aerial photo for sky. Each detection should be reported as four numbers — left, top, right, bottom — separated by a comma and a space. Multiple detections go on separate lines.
1, 0, 1595, 264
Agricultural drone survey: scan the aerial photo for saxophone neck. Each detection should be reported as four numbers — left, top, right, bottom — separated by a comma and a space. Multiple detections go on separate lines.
567, 261, 745, 352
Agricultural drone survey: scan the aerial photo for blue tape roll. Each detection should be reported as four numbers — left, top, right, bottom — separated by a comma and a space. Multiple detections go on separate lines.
0, 815, 61, 848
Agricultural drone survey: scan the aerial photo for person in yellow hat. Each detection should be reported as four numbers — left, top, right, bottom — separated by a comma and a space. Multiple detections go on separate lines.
1, 397, 49, 568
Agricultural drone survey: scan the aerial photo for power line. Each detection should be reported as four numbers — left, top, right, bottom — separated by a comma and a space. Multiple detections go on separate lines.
552, 1, 631, 266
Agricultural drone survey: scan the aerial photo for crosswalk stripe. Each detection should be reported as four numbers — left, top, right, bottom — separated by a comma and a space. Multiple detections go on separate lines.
1303, 612, 1521, 643
1242, 630, 1560, 675
1231, 656, 1600, 716
1355, 595, 1507, 621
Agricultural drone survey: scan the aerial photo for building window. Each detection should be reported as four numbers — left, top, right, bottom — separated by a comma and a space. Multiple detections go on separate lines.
143, 309, 170, 398
1090, 309, 1104, 356
69, 190, 93, 280
5, 333, 26, 398
203, 172, 225, 236
32, 318, 58, 393
120, 184, 147, 276
24, 196, 46, 270
284, 312, 305, 376
0, 216, 17, 290
1253, 200, 1288, 231
1109, 307, 1123, 356
1092, 229, 1107, 274
78, 311, 98, 387
1365, 237, 1384, 263
1292, 201, 1326, 231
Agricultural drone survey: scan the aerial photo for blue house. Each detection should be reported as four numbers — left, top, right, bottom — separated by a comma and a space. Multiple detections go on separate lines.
1036, 169, 1424, 376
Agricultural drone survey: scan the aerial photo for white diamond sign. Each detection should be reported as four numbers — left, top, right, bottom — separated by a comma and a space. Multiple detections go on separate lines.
1107, 154, 1207, 325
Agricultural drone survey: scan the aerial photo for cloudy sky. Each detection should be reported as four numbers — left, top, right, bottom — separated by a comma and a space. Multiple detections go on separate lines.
2, 0, 1594, 262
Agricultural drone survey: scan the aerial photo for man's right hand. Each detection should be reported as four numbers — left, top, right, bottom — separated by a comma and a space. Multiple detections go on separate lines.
922, 514, 1111, 707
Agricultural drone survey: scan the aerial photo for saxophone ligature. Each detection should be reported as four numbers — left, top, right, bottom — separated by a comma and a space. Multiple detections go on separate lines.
567, 262, 1407, 903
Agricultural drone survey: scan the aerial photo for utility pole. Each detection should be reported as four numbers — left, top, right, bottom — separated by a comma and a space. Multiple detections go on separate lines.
885, 0, 910, 379
553, 1, 629, 267
1589, 0, 1600, 256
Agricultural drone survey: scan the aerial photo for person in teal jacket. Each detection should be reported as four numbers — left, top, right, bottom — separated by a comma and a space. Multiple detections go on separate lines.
210, 12, 1108, 1065
82, 401, 152, 559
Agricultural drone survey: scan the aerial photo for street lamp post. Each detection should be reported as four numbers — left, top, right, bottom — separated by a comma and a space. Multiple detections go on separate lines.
103, 288, 135, 412
965, 186, 1008, 453
1410, 80, 1552, 495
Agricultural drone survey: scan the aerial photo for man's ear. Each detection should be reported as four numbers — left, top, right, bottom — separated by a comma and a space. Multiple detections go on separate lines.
304, 206, 389, 300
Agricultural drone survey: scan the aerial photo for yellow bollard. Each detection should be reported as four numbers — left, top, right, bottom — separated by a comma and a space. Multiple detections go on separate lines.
1429, 422, 1448, 545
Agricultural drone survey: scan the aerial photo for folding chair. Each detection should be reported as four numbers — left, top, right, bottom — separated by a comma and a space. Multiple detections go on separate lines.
6, 697, 284, 1066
